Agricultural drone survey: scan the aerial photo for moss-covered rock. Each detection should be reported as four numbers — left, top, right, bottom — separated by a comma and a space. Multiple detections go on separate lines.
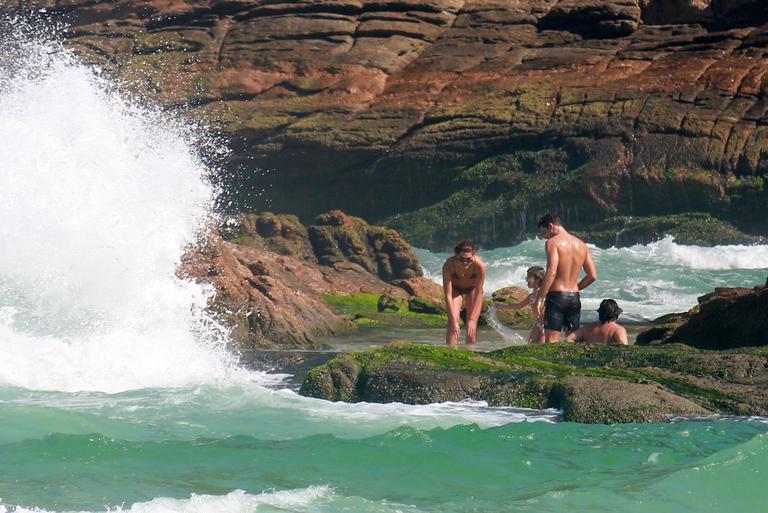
494, 308, 534, 329
324, 293, 448, 329
407, 296, 446, 316
575, 213, 763, 248
300, 342, 768, 423
554, 376, 708, 423
377, 294, 408, 314
301, 354, 362, 402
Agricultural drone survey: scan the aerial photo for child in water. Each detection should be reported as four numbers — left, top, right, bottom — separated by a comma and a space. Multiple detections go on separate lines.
494, 266, 546, 344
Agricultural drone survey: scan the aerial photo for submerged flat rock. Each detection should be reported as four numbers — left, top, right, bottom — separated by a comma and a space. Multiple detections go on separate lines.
300, 341, 768, 423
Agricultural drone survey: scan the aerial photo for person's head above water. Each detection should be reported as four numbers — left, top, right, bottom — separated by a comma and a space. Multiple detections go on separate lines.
454, 241, 477, 260
597, 299, 623, 324
526, 266, 545, 288
537, 213, 562, 239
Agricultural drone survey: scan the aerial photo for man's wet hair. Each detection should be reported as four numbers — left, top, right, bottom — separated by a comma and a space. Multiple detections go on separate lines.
454, 240, 477, 254
537, 213, 561, 229
598, 299, 623, 324
526, 266, 545, 282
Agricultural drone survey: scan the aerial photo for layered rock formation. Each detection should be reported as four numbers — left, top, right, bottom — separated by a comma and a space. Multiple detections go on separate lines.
179, 211, 434, 348
300, 341, 768, 423
6, 0, 768, 248
223, 210, 423, 279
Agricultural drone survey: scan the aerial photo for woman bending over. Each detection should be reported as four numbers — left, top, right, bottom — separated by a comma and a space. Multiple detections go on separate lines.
442, 241, 486, 349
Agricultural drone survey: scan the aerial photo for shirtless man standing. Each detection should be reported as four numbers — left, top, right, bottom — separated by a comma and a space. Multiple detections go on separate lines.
535, 213, 598, 343
566, 299, 629, 346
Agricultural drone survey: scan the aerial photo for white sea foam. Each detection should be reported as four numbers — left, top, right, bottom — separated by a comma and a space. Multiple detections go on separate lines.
0, 28, 247, 393
0, 487, 332, 513
0, 486, 428, 513
608, 236, 768, 271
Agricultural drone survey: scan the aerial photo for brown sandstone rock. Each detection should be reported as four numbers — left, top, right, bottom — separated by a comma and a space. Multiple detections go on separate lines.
223, 212, 316, 261
308, 210, 423, 281
8, 0, 768, 246
223, 210, 423, 281
391, 277, 444, 302
178, 227, 411, 348
665, 285, 768, 349
491, 286, 530, 304
490, 286, 534, 327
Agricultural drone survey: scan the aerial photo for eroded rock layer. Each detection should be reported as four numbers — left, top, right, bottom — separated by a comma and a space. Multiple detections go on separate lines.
6, 0, 768, 247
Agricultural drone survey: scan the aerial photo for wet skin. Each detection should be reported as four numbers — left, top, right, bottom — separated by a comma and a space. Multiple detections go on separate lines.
442, 252, 487, 348
536, 224, 598, 343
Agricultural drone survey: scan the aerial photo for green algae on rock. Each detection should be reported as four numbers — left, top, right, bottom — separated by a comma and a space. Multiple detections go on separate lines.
574, 213, 763, 249
300, 342, 768, 423
183, 211, 439, 348
323, 293, 448, 329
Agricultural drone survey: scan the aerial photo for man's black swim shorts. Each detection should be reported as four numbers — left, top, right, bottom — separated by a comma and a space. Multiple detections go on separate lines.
544, 291, 581, 332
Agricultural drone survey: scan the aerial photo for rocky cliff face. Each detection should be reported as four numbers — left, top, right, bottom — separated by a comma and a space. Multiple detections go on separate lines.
7, 0, 768, 248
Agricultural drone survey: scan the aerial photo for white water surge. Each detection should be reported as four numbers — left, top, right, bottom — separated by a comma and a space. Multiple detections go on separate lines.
0, 28, 245, 393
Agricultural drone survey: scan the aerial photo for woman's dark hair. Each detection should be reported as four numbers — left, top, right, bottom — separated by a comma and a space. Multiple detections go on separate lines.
598, 299, 623, 324
537, 213, 561, 229
526, 266, 545, 282
454, 241, 477, 254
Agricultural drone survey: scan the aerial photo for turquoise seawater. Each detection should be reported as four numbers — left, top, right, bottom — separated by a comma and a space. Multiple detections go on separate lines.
1, 383, 767, 513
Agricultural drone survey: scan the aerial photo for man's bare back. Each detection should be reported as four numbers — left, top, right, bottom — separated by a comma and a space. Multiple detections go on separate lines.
566, 322, 628, 346
566, 298, 628, 345
544, 232, 594, 292
535, 214, 597, 343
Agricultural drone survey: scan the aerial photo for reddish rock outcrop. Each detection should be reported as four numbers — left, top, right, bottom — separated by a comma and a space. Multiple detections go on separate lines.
226, 212, 316, 261
179, 232, 411, 348
6, 0, 768, 247
224, 210, 424, 280
391, 277, 444, 303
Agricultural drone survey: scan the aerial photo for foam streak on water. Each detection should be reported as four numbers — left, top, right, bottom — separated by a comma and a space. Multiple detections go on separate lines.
0, 25, 244, 393
415, 237, 768, 321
